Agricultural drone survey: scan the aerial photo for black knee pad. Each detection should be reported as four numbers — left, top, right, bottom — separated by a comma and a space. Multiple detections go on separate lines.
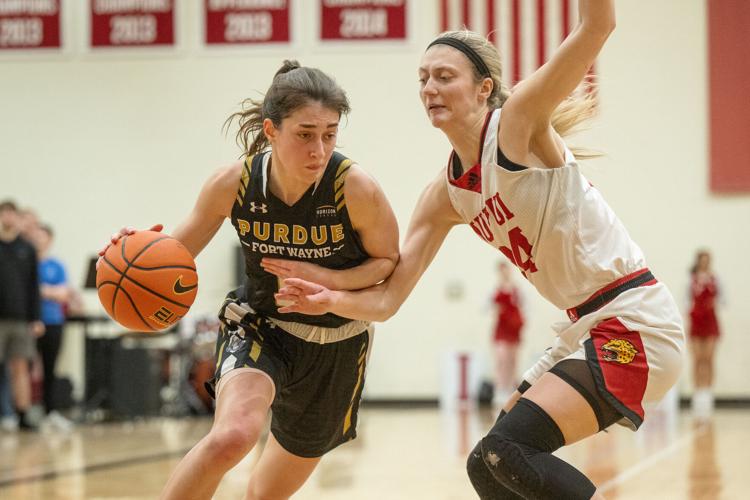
486, 397, 565, 453
467, 440, 525, 500
480, 434, 544, 498
480, 398, 595, 499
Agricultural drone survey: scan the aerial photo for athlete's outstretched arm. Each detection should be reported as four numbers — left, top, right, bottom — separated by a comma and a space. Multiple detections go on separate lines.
275, 171, 462, 321
261, 164, 399, 291
171, 162, 240, 257
499, 0, 615, 166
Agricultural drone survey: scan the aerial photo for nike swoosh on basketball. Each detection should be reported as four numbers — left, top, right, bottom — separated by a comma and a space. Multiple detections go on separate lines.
173, 276, 198, 294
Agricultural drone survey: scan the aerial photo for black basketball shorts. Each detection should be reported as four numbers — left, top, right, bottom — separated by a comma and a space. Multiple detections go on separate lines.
206, 296, 370, 458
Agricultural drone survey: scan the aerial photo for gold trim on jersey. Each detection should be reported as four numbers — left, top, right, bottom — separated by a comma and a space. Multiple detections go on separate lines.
334, 158, 353, 212
236, 155, 254, 206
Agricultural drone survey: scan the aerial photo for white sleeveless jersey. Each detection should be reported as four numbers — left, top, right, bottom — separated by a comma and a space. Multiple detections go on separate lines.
446, 108, 647, 310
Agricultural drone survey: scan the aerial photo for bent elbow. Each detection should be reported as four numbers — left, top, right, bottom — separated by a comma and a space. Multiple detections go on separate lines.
372, 299, 400, 323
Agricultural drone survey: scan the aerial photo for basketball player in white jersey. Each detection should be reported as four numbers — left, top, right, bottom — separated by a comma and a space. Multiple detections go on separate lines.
268, 1, 684, 498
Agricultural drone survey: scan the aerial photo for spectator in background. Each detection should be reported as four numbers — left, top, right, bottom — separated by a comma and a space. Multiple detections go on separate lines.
34, 224, 74, 431
490, 261, 525, 408
688, 249, 721, 420
0, 200, 44, 431
18, 207, 40, 242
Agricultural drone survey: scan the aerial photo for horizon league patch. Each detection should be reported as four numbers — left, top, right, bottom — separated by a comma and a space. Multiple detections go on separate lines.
315, 205, 337, 217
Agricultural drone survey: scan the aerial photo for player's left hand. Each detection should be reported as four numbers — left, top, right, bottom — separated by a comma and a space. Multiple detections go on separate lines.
275, 278, 336, 315
261, 258, 339, 289
96, 224, 164, 270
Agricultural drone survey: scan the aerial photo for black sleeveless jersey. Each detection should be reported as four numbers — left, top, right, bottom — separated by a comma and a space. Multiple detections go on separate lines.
231, 150, 369, 327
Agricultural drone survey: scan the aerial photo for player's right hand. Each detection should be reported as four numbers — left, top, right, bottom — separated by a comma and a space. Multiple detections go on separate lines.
96, 224, 163, 269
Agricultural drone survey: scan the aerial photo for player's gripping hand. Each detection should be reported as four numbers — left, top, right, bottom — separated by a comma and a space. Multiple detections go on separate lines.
261, 258, 339, 289
275, 278, 337, 315
96, 224, 164, 269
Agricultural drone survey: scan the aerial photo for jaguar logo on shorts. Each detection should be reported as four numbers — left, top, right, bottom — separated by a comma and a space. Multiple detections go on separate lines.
601, 339, 638, 364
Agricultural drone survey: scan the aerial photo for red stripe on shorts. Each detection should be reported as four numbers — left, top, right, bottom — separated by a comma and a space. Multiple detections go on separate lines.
589, 318, 649, 422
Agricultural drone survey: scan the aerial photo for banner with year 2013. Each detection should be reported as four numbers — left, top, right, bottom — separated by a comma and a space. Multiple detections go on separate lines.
204, 0, 290, 45
320, 0, 406, 41
0, 0, 61, 50
90, 0, 175, 48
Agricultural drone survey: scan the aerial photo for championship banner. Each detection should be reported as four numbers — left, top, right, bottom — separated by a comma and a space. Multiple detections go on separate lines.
0, 0, 61, 50
438, 0, 583, 85
320, 0, 407, 41
708, 0, 750, 192
90, 0, 174, 47
204, 0, 290, 45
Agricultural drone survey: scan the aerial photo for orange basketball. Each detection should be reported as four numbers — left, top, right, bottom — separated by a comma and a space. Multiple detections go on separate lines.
96, 231, 198, 332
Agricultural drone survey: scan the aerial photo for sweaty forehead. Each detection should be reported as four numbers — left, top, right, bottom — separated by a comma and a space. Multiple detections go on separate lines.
420, 44, 473, 72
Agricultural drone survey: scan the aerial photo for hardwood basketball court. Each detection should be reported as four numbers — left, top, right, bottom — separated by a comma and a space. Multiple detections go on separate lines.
0, 404, 746, 499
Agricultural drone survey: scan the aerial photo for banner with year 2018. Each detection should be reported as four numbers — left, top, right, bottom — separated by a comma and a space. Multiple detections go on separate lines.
320, 0, 406, 41
0, 0, 61, 50
204, 0, 290, 45
90, 0, 175, 48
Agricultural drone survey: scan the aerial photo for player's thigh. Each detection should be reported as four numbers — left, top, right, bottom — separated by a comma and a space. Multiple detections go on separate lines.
522, 371, 599, 445
246, 433, 321, 499
213, 369, 275, 430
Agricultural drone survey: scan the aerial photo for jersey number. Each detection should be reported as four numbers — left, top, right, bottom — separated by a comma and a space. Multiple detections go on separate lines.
499, 227, 538, 277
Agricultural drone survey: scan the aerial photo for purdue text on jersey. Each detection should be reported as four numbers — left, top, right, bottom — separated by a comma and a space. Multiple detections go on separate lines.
231, 151, 368, 328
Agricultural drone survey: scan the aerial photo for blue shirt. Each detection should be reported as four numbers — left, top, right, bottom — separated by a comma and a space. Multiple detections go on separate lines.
39, 257, 67, 325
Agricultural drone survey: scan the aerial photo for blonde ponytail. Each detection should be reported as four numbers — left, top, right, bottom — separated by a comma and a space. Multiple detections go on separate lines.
550, 80, 601, 160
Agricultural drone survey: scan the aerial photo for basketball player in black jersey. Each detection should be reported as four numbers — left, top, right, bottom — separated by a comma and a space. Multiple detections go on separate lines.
100, 61, 398, 500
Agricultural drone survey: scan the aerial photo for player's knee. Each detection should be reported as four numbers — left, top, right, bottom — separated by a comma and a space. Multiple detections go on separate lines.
467, 440, 522, 500
206, 419, 263, 464
468, 411, 506, 482
480, 397, 600, 499
480, 431, 596, 500
467, 411, 530, 500
480, 433, 544, 496
478, 398, 565, 497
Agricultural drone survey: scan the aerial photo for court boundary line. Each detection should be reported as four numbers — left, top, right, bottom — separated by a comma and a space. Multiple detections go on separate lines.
0, 447, 192, 489
597, 422, 708, 494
